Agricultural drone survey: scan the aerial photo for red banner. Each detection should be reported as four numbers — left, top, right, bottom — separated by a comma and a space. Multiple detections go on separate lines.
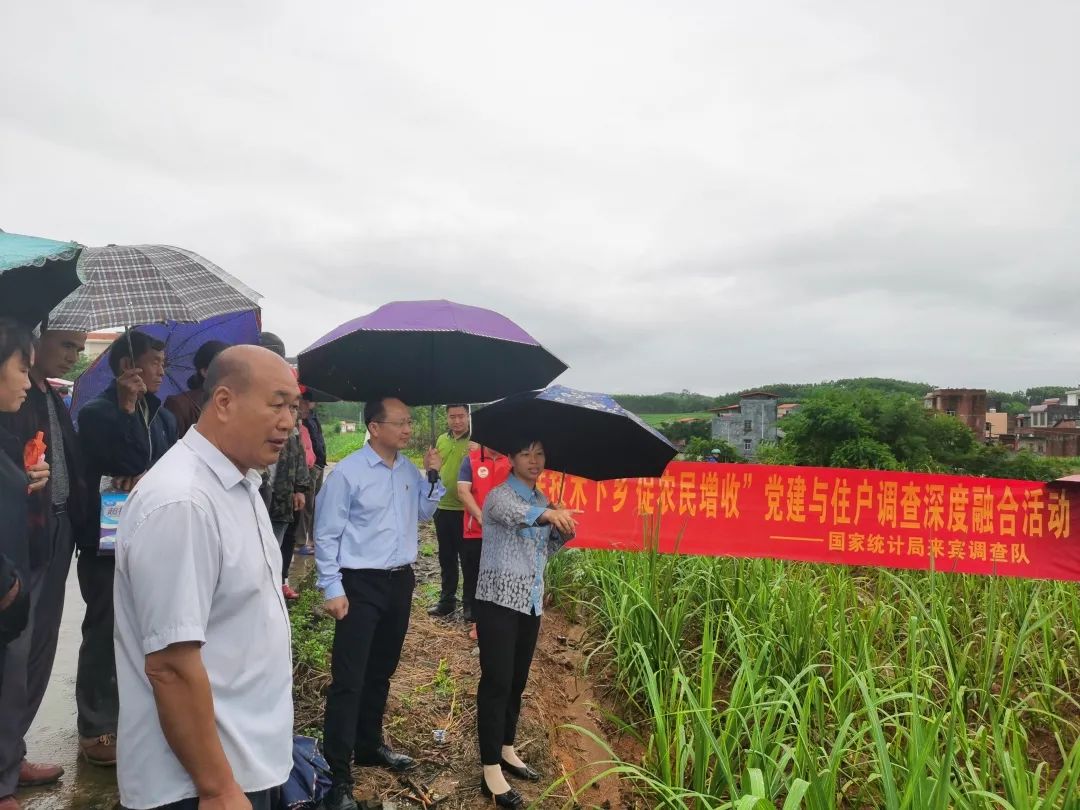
540, 463, 1080, 581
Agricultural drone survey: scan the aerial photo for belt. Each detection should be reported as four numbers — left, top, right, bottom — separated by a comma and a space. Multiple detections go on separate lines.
51, 503, 68, 515
346, 565, 413, 577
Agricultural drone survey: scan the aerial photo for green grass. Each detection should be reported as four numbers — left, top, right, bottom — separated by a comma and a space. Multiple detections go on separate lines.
323, 426, 442, 467
545, 543, 1080, 809
1060, 457, 1080, 474
324, 430, 365, 462
638, 412, 713, 427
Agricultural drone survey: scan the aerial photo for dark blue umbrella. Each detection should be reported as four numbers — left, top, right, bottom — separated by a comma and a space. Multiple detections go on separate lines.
0, 231, 83, 328
71, 310, 260, 425
281, 735, 332, 809
471, 384, 677, 480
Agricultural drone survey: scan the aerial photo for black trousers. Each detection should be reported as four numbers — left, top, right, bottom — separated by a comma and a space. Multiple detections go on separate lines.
323, 567, 414, 785
0, 510, 74, 796
460, 539, 482, 613
433, 508, 466, 606
76, 550, 118, 738
280, 517, 299, 582
128, 787, 278, 810
475, 599, 541, 765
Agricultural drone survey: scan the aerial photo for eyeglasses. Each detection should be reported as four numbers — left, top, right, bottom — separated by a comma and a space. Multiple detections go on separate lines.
375, 418, 414, 428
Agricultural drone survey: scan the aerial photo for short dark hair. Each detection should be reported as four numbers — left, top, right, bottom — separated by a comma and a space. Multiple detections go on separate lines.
363, 398, 389, 427
505, 436, 545, 458
188, 340, 230, 390
108, 331, 165, 377
0, 318, 33, 368
259, 331, 286, 358
446, 404, 469, 413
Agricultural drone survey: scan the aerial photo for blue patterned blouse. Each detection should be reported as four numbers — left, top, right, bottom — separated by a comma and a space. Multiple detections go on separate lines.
475, 475, 573, 615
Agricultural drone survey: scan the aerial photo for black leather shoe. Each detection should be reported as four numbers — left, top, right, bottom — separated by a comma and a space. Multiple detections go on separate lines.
462, 604, 474, 622
500, 758, 541, 781
427, 600, 456, 617
318, 782, 358, 810
355, 744, 418, 772
481, 776, 524, 807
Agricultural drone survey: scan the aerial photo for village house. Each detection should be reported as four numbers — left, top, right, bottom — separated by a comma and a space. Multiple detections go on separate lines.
923, 388, 987, 435
1028, 397, 1080, 428
710, 391, 779, 459
85, 330, 121, 359
1016, 428, 1080, 457
984, 409, 1010, 440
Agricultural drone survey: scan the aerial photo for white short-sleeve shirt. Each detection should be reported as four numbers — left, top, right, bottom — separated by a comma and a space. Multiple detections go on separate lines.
113, 428, 293, 809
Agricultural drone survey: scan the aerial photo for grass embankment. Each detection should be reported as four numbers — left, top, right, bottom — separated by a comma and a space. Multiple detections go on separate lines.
325, 430, 365, 463
545, 549, 1080, 809
638, 412, 713, 427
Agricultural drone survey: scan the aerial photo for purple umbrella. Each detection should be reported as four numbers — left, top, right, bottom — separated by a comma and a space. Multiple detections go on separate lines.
297, 300, 567, 405
71, 310, 260, 426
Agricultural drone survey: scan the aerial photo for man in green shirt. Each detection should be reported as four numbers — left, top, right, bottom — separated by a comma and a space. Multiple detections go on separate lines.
428, 404, 473, 619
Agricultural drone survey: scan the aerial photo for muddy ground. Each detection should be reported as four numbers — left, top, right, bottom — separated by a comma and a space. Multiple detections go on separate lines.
293, 524, 637, 809
16, 522, 636, 809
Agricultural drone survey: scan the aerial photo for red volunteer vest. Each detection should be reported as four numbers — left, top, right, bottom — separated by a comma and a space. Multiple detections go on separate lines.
463, 450, 511, 539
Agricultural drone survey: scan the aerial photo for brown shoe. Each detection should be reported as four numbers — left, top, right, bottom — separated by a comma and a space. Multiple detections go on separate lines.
0, 795, 21, 809
17, 759, 63, 787
79, 734, 117, 766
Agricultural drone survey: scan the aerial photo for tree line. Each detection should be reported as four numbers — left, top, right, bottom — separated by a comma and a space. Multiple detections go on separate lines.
616, 378, 1075, 415
654, 385, 1073, 481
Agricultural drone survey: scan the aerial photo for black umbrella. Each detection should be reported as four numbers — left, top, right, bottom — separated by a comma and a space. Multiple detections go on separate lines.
0, 231, 83, 328
471, 385, 677, 481
301, 386, 341, 403
297, 299, 567, 405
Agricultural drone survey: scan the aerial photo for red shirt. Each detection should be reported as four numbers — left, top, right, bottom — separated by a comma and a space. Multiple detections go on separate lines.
462, 450, 510, 539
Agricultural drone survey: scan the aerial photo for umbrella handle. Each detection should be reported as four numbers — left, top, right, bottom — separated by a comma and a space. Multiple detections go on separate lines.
427, 404, 439, 495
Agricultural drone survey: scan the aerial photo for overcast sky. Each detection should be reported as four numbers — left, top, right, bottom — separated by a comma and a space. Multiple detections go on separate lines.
3, 1, 1078, 395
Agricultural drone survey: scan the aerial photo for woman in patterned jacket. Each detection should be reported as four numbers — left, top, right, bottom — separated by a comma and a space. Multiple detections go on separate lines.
473, 437, 578, 808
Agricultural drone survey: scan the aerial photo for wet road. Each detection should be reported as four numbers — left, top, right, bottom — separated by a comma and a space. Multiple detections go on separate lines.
18, 550, 319, 809
21, 564, 119, 810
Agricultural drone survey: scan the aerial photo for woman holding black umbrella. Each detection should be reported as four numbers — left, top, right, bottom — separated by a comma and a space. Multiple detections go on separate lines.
474, 437, 578, 808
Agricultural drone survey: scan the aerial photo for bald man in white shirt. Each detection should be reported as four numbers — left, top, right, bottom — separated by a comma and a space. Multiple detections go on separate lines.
113, 346, 299, 810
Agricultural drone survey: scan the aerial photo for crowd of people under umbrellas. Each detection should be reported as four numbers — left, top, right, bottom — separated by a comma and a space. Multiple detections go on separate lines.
0, 234, 672, 810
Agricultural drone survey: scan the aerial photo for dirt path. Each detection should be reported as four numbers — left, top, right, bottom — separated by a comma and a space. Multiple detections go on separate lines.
294, 525, 630, 809
19, 522, 631, 810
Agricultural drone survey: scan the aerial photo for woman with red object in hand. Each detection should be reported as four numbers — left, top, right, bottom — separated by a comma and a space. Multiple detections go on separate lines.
0, 318, 53, 810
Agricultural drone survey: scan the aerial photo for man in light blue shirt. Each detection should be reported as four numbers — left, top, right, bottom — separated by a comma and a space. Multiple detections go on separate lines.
314, 396, 442, 810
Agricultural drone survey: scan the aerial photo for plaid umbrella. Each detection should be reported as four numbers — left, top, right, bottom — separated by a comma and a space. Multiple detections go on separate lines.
0, 231, 83, 328
48, 244, 260, 331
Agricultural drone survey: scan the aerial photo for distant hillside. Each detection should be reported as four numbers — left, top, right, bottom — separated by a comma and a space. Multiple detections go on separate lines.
615, 378, 934, 414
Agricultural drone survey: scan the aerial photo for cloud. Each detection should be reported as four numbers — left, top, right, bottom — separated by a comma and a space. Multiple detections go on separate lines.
2, 0, 1078, 396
